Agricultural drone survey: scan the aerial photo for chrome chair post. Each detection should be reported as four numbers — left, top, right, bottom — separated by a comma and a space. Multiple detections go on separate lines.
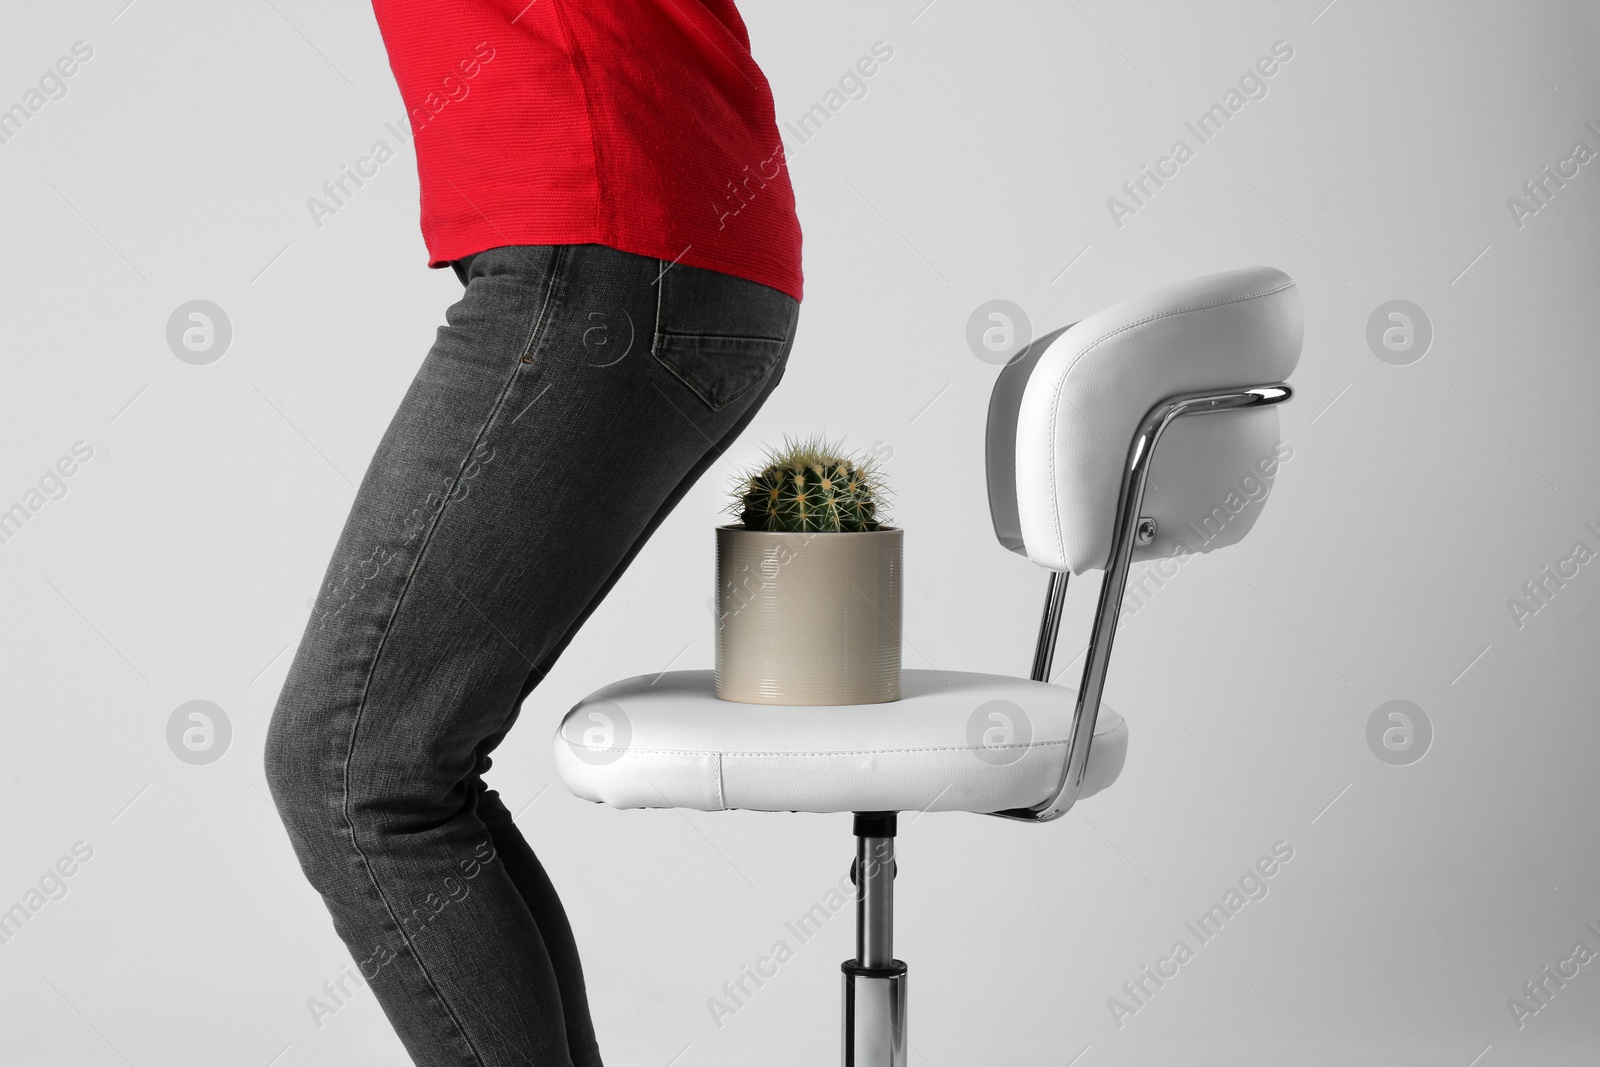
855, 834, 895, 968
842, 812, 906, 1067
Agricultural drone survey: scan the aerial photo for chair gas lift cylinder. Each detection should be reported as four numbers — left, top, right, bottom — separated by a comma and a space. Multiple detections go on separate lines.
554, 267, 1304, 1066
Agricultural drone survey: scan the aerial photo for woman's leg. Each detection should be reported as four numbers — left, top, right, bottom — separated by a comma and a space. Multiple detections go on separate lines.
459, 347, 791, 1066
265, 242, 798, 1067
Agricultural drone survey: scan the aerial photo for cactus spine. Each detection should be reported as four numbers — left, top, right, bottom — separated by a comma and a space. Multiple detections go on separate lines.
730, 437, 889, 533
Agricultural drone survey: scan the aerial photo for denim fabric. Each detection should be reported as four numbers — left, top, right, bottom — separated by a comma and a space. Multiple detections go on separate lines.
265, 243, 798, 1067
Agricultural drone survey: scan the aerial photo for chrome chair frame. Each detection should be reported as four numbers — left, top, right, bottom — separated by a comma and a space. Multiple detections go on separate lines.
840, 382, 1293, 1066
991, 381, 1294, 823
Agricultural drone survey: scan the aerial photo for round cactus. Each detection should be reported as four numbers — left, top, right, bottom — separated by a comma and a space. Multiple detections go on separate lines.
730, 437, 889, 533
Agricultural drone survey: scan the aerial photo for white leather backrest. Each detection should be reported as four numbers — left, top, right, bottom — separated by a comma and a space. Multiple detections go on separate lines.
988, 267, 1302, 574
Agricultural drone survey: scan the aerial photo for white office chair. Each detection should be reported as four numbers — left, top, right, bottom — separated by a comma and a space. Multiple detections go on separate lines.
554, 266, 1304, 1066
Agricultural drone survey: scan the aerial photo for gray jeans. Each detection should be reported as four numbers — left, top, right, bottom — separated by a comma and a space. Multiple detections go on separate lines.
265, 243, 798, 1067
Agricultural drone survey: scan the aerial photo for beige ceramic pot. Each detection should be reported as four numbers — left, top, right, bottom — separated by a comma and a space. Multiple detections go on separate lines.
714, 525, 902, 705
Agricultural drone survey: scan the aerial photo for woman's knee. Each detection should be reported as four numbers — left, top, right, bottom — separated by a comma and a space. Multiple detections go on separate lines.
263, 683, 345, 843
266, 682, 469, 849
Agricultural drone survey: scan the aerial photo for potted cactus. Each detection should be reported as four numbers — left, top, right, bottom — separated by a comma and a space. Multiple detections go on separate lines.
715, 438, 902, 705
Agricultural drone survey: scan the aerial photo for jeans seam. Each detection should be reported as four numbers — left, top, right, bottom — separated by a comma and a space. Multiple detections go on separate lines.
334, 245, 570, 1067
655, 329, 789, 345
653, 258, 666, 353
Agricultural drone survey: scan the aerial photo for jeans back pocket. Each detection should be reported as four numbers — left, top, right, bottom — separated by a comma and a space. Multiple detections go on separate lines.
652, 261, 798, 411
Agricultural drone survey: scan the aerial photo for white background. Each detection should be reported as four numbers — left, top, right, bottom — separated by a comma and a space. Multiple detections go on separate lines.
1, 1, 1598, 1065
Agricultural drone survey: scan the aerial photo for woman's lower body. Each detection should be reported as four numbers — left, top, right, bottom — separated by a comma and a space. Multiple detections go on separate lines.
264, 243, 799, 1067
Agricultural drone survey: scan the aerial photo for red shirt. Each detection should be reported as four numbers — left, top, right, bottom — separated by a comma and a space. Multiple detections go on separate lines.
371, 0, 802, 301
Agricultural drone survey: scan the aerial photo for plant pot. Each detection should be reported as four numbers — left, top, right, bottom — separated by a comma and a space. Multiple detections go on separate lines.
715, 524, 902, 705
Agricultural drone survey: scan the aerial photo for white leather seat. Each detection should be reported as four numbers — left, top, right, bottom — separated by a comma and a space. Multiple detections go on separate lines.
553, 669, 1127, 814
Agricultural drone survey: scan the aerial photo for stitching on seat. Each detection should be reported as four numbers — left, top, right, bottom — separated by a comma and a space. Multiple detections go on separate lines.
623, 745, 1070, 757
1043, 280, 1297, 565
583, 718, 1126, 760
714, 752, 725, 809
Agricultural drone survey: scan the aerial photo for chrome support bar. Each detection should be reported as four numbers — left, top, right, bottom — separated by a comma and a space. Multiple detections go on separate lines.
991, 383, 1293, 823
1029, 570, 1070, 682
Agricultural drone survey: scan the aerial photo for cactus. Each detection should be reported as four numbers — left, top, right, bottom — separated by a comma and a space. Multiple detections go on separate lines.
729, 436, 890, 533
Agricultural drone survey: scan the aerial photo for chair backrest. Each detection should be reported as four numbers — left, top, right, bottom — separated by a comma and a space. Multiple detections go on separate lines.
986, 266, 1303, 574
